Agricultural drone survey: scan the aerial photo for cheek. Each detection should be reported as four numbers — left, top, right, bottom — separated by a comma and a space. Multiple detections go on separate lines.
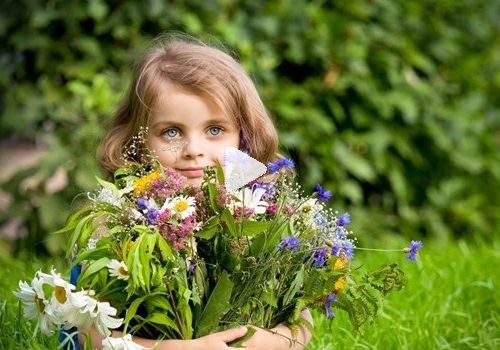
148, 139, 178, 167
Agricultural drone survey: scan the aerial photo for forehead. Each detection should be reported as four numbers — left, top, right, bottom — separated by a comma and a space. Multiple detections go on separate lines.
152, 82, 236, 122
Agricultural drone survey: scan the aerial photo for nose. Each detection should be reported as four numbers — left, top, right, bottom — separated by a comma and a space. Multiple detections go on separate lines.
181, 136, 204, 159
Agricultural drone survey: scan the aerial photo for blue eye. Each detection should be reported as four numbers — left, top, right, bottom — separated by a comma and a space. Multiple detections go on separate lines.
208, 127, 222, 136
164, 128, 179, 137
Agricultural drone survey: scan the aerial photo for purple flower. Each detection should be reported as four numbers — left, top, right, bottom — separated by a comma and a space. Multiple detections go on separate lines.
312, 248, 328, 267
251, 181, 277, 199
337, 212, 351, 227
315, 184, 332, 202
331, 240, 355, 260
278, 236, 300, 251
145, 208, 159, 225
405, 240, 423, 262
187, 258, 197, 275
324, 293, 337, 318
267, 158, 295, 173
136, 197, 149, 211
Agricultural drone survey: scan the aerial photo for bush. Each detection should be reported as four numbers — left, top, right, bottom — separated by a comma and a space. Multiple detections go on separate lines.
1, 0, 499, 256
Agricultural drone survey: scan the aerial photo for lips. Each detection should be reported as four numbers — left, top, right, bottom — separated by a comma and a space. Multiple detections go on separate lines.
176, 168, 205, 178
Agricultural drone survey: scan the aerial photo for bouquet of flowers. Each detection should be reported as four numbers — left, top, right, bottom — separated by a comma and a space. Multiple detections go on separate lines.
14, 142, 421, 348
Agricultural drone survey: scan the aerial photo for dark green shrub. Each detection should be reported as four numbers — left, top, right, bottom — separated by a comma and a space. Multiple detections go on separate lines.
1, 0, 499, 256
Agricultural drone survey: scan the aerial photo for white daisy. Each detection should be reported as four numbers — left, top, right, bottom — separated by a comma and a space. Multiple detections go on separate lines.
161, 196, 196, 219
102, 334, 149, 350
93, 301, 124, 336
13, 275, 59, 335
231, 187, 268, 215
107, 259, 129, 281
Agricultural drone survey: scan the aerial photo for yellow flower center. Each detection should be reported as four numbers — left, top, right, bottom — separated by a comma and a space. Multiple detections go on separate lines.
35, 296, 45, 313
54, 285, 67, 304
118, 266, 128, 276
174, 200, 189, 212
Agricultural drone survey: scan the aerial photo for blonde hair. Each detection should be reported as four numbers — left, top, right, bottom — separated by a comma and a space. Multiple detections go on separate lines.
98, 34, 279, 175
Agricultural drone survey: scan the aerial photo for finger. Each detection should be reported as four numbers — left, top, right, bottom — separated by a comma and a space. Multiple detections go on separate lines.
220, 326, 248, 343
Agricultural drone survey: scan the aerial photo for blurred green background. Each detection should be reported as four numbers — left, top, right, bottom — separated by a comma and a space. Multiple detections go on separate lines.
1, 0, 499, 258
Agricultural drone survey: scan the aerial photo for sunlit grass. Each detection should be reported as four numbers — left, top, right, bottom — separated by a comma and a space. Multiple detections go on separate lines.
1, 237, 498, 349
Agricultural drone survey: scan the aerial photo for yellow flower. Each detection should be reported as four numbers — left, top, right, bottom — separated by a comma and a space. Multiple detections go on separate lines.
133, 170, 161, 197
333, 256, 349, 292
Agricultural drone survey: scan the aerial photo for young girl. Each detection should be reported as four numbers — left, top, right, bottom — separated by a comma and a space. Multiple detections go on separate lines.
81, 34, 313, 349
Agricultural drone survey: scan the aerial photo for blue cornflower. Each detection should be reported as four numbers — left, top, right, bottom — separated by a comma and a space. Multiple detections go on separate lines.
136, 197, 149, 211
405, 240, 423, 262
337, 212, 351, 227
145, 208, 159, 225
331, 240, 355, 260
314, 184, 333, 202
251, 181, 277, 198
278, 236, 300, 251
267, 158, 295, 173
312, 247, 329, 267
324, 293, 337, 318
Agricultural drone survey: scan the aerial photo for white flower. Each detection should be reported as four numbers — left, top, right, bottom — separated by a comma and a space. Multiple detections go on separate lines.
230, 187, 268, 215
93, 301, 124, 336
58, 290, 96, 330
107, 259, 129, 281
13, 279, 46, 320
13, 273, 59, 335
66, 292, 123, 336
296, 198, 325, 229
93, 188, 122, 207
102, 334, 149, 350
161, 195, 196, 219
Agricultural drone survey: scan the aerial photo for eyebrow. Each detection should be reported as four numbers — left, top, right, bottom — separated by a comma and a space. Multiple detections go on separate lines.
150, 118, 237, 129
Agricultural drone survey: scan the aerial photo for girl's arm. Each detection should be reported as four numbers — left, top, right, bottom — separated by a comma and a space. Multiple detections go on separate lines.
80, 308, 312, 350
80, 326, 248, 350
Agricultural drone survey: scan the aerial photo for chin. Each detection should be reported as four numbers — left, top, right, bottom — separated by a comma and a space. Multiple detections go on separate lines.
185, 177, 204, 186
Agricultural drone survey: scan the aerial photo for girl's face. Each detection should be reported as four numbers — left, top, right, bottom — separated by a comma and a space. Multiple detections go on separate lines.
147, 84, 240, 185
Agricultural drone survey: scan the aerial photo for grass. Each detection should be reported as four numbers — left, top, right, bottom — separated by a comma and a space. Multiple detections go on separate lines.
309, 237, 500, 350
0, 236, 498, 349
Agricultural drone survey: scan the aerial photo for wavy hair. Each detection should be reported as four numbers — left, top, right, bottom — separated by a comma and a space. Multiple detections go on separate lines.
97, 34, 279, 176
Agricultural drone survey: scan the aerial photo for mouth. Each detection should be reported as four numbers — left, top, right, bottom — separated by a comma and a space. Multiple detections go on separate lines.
176, 167, 205, 178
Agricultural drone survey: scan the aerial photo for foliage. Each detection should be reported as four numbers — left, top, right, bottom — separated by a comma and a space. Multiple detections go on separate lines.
2, 236, 498, 349
14, 149, 410, 346
1, 0, 500, 256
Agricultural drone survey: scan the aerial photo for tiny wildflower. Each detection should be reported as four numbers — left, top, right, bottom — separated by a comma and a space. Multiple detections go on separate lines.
404, 240, 423, 262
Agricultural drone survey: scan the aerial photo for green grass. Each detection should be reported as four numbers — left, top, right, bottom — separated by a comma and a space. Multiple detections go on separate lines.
1, 237, 498, 349
309, 237, 500, 350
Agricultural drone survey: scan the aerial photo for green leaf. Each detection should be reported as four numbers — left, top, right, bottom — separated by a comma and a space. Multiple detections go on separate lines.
77, 257, 110, 286
240, 221, 270, 236
221, 209, 238, 236
195, 271, 233, 337
283, 265, 304, 306
148, 312, 180, 332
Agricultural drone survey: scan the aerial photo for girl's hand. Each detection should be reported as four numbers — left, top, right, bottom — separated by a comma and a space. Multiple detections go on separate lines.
184, 327, 249, 350
241, 309, 313, 350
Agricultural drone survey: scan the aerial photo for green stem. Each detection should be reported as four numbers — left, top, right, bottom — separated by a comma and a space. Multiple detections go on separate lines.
355, 247, 404, 252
